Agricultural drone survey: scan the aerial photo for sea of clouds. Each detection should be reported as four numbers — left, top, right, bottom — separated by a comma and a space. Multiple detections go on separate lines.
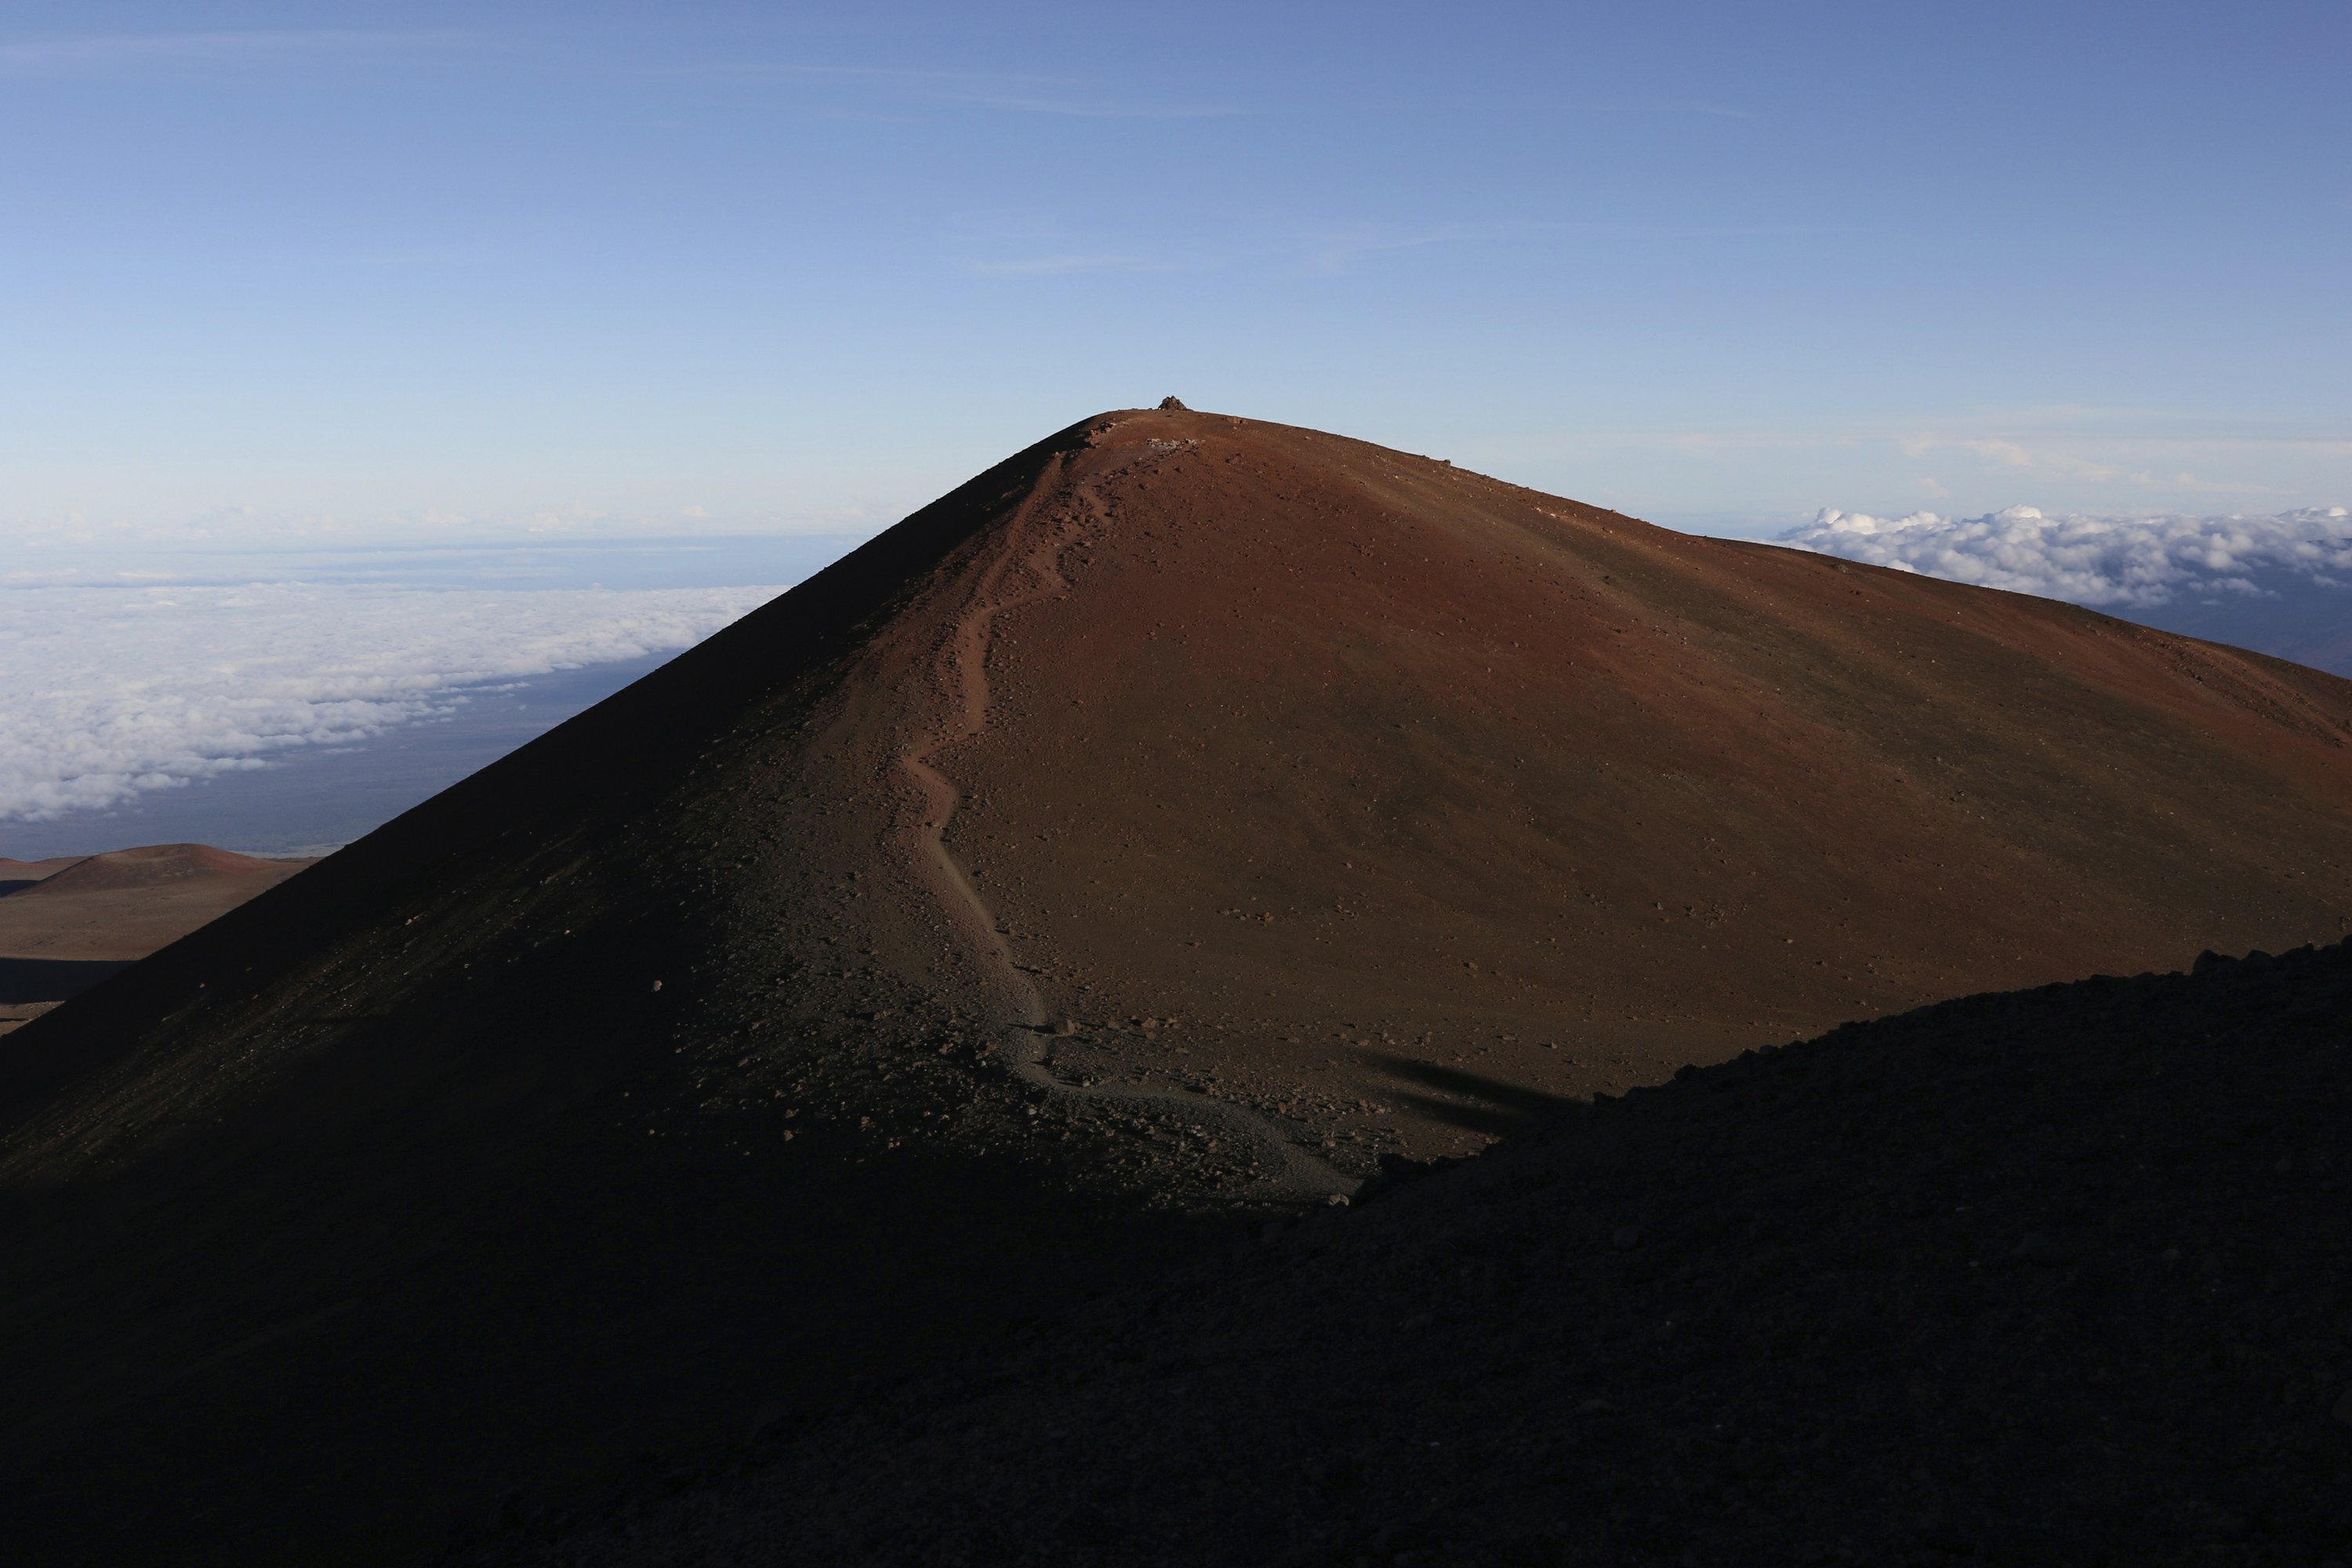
0, 582, 781, 822
1781, 505, 2352, 608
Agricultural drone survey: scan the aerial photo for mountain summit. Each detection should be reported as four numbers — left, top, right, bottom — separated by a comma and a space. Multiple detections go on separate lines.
6, 407, 2352, 1561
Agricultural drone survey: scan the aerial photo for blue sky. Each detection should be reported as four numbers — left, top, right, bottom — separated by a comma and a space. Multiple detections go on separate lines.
4, 0, 2347, 546
3, 1, 2349, 854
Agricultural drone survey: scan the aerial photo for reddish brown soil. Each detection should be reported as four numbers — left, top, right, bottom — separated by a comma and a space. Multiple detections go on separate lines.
2, 409, 2350, 1563
0, 844, 310, 1035
928, 415, 2352, 1153
0, 843, 312, 958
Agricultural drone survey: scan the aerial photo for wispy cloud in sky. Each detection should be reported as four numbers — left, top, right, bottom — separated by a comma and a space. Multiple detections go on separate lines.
1295, 216, 1829, 274
943, 209, 1831, 296
956, 252, 1159, 278
0, 29, 468, 76
927, 92, 1248, 120
1879, 430, 2296, 493
1475, 406, 2347, 515
677, 60, 1247, 121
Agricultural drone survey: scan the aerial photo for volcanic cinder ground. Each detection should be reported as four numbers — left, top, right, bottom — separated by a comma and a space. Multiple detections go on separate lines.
465, 941, 2352, 1568
5, 408, 2352, 1563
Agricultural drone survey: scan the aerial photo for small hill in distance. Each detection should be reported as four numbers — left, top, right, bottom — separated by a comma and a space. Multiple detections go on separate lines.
4, 406, 2352, 1563
0, 844, 313, 1033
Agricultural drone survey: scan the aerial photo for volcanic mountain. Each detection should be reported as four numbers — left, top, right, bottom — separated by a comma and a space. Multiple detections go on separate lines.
5, 407, 2352, 1563
0, 844, 312, 1035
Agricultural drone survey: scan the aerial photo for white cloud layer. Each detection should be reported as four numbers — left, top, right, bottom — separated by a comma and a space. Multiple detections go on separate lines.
0, 583, 779, 822
1782, 505, 2352, 608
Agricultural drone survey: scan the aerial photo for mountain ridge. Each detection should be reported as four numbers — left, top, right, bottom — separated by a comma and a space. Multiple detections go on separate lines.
6, 406, 2352, 1561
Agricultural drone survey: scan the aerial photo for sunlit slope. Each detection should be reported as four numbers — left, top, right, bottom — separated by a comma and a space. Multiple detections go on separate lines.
933, 411, 2352, 1125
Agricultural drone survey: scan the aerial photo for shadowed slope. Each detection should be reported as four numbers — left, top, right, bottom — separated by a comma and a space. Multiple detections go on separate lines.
5, 409, 2352, 1562
477, 938, 2352, 1567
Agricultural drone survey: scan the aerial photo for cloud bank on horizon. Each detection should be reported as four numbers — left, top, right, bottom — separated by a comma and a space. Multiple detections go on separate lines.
1782, 506, 2352, 610
0, 583, 779, 822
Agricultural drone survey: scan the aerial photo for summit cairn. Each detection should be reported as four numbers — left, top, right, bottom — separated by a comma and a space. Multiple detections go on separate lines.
1157, 396, 1188, 410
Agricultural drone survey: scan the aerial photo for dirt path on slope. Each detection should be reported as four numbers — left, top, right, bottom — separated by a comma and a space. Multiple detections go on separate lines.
894, 449, 1356, 1205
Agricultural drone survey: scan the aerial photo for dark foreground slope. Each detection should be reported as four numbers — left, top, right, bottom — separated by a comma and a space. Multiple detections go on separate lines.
470, 939, 2352, 1568
6, 408, 2352, 1562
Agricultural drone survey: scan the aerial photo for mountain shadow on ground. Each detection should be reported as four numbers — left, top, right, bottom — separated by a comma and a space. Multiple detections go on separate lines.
463, 939, 2352, 1567
0, 958, 131, 1005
